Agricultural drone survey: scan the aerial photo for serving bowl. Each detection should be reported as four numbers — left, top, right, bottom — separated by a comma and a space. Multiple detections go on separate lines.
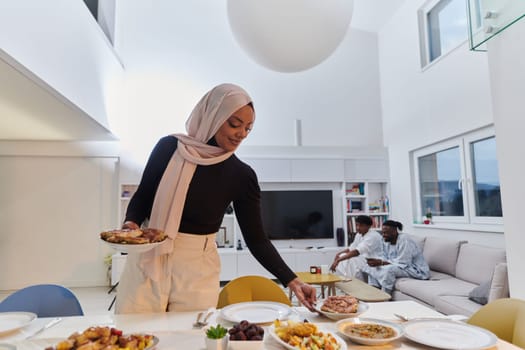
336, 317, 404, 345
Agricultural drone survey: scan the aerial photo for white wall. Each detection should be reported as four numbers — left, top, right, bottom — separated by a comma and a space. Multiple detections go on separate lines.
0, 141, 119, 290
377, 1, 504, 248
109, 0, 384, 170
0, 0, 123, 130
486, 19, 525, 298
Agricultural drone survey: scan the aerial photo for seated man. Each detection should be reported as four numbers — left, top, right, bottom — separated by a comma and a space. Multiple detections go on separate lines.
330, 215, 383, 280
363, 220, 430, 295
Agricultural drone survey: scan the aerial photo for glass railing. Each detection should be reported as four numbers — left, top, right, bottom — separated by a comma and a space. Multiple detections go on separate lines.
467, 0, 525, 51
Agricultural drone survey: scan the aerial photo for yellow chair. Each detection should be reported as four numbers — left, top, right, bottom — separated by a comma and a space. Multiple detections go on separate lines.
467, 298, 525, 347
217, 275, 291, 308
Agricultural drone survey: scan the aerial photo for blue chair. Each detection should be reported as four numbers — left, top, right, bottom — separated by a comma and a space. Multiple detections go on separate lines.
0, 284, 84, 317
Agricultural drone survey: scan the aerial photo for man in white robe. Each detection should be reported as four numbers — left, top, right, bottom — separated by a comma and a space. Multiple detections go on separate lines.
330, 215, 383, 280
363, 220, 430, 295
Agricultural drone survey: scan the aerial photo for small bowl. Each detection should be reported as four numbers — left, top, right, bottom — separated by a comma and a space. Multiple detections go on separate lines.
227, 339, 264, 350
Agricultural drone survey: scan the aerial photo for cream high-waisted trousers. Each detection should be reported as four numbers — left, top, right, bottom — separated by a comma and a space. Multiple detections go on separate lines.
115, 232, 220, 314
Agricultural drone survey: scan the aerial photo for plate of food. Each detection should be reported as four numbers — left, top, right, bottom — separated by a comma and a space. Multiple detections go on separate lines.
315, 295, 369, 320
219, 301, 292, 325
43, 326, 158, 350
0, 312, 36, 334
100, 228, 167, 253
269, 319, 347, 350
335, 317, 403, 345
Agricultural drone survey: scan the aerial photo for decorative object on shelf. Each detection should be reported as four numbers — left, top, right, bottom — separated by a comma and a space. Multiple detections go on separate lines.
216, 227, 227, 247
336, 227, 345, 247
225, 204, 234, 215
227, 0, 354, 72
236, 239, 243, 251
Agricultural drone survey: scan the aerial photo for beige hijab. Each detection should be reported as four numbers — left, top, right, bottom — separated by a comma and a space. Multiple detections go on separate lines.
142, 83, 253, 280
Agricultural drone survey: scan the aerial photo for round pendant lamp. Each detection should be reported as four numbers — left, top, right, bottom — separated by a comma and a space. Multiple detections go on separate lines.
227, 0, 354, 73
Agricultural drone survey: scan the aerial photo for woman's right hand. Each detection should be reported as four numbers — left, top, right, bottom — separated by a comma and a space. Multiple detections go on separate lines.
122, 221, 140, 230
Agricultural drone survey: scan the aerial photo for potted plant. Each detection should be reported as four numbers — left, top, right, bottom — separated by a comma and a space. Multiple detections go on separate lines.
424, 208, 432, 224
205, 324, 228, 350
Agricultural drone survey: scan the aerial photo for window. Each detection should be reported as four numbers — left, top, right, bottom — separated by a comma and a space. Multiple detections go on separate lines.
412, 127, 503, 227
418, 0, 481, 66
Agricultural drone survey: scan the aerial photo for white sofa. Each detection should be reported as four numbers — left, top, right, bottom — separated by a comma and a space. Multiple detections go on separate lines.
392, 235, 509, 316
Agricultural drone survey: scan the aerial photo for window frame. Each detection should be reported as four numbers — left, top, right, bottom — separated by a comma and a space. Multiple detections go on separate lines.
412, 126, 503, 228
463, 128, 503, 225
418, 0, 481, 68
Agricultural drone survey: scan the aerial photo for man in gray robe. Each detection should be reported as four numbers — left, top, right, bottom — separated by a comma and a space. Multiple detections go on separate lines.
363, 220, 430, 295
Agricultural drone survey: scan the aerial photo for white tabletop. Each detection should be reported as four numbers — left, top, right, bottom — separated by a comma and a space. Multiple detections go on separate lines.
0, 300, 518, 350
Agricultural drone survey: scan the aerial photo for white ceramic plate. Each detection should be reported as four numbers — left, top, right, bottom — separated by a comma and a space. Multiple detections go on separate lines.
315, 300, 369, 321
101, 238, 166, 254
268, 324, 347, 350
403, 319, 498, 350
0, 312, 37, 334
219, 302, 292, 325
335, 317, 403, 345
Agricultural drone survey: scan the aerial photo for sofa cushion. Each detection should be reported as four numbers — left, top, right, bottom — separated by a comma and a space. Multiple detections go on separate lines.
394, 277, 476, 306
468, 279, 491, 305
488, 262, 509, 302
434, 295, 483, 316
455, 244, 506, 285
423, 237, 466, 276
429, 270, 455, 281
407, 234, 426, 251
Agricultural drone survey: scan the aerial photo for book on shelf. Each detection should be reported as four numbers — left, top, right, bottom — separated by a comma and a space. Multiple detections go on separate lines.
346, 198, 363, 213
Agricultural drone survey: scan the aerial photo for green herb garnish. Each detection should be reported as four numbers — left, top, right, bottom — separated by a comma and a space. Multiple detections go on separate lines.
206, 324, 228, 339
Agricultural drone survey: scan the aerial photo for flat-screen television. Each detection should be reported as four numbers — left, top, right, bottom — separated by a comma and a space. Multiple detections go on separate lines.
260, 190, 334, 240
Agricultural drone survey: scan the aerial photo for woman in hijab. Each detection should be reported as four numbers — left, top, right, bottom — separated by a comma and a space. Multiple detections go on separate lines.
116, 83, 316, 313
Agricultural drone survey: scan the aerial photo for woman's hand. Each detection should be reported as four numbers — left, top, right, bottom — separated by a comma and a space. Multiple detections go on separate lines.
287, 278, 316, 311
122, 221, 140, 230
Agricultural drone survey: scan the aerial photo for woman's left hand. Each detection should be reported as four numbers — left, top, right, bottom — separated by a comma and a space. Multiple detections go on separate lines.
287, 278, 316, 311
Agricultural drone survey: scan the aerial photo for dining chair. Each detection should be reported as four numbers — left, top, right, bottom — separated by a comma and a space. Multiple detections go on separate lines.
217, 275, 291, 308
467, 297, 525, 347
0, 284, 84, 317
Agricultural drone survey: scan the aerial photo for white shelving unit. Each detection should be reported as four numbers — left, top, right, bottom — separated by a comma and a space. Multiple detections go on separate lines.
344, 181, 390, 239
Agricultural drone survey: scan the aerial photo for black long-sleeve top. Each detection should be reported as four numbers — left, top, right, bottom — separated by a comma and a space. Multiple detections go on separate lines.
125, 136, 297, 286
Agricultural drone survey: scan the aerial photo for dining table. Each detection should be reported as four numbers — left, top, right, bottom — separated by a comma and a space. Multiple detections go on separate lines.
0, 300, 519, 350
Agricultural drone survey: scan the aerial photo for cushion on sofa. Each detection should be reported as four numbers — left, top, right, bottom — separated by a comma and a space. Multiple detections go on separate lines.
394, 277, 477, 306
434, 295, 483, 316
488, 262, 509, 302
468, 279, 491, 305
429, 270, 455, 281
455, 244, 506, 285
423, 237, 466, 276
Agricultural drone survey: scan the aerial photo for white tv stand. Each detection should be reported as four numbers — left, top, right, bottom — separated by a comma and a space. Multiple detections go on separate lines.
111, 246, 342, 284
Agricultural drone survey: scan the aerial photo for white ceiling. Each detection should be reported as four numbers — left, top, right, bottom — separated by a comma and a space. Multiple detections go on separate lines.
0, 0, 404, 142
